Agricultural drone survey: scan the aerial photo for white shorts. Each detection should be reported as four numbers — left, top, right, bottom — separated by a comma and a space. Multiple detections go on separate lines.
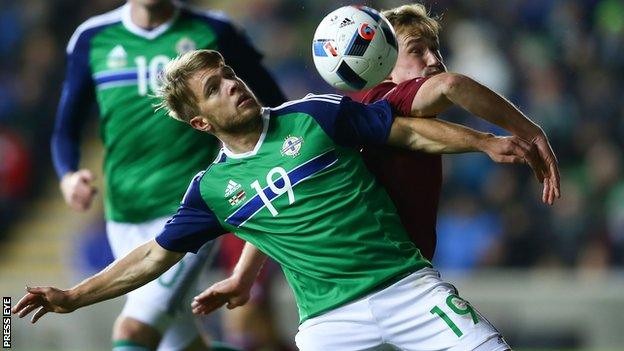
107, 216, 218, 350
295, 268, 510, 351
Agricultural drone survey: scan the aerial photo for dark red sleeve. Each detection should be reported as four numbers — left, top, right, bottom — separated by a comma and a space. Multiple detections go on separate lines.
359, 77, 431, 117
383, 77, 431, 116
358, 81, 397, 103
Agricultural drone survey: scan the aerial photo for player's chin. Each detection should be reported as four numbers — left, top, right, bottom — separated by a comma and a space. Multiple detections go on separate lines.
238, 102, 261, 117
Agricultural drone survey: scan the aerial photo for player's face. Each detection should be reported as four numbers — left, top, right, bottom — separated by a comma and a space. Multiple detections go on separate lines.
190, 65, 261, 134
391, 33, 446, 84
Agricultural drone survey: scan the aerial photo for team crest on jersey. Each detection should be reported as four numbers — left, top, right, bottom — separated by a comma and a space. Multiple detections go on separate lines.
176, 37, 197, 55
281, 136, 304, 157
107, 45, 127, 69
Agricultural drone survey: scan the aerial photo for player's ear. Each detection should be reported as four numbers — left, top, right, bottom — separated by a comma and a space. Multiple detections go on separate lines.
189, 115, 212, 132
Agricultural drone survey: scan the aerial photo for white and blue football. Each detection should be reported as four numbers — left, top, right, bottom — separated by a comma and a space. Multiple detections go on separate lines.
312, 5, 398, 91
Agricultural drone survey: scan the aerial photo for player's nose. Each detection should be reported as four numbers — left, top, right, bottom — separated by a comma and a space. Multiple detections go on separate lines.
425, 49, 442, 66
225, 79, 239, 96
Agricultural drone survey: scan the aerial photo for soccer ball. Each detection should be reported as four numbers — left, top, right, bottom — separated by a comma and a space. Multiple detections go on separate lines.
312, 5, 398, 91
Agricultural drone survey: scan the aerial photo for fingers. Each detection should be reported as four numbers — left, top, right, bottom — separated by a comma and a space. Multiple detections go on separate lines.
193, 287, 216, 303
72, 181, 97, 211
534, 137, 561, 202
548, 177, 557, 205
542, 178, 549, 204
13, 287, 45, 314
226, 295, 249, 310
17, 303, 40, 318
31, 306, 49, 324
13, 294, 38, 315
191, 291, 227, 315
517, 140, 547, 181
550, 163, 561, 200
61, 169, 98, 211
76, 169, 96, 182
504, 137, 548, 182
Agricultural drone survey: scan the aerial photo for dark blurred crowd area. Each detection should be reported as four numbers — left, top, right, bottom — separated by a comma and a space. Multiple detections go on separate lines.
1, 0, 622, 270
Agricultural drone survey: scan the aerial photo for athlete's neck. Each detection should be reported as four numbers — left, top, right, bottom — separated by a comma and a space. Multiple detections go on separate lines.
219, 116, 264, 154
129, 1, 175, 30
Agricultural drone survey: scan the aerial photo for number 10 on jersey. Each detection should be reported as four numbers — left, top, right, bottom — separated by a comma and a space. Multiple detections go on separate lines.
135, 55, 170, 96
251, 167, 295, 216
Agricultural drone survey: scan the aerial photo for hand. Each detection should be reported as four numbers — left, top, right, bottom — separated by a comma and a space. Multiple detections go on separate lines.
481, 134, 560, 203
12, 287, 76, 324
60, 169, 97, 211
530, 131, 560, 205
482, 135, 546, 175
191, 274, 252, 315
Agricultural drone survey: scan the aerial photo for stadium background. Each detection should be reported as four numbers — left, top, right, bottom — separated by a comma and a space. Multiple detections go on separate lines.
0, 0, 623, 350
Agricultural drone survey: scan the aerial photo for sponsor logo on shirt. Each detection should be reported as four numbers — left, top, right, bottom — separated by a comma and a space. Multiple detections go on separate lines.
281, 136, 304, 157
107, 45, 127, 69
176, 37, 197, 55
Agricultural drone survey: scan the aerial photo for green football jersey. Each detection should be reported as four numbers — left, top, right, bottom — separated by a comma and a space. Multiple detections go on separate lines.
157, 94, 431, 322
53, 3, 285, 222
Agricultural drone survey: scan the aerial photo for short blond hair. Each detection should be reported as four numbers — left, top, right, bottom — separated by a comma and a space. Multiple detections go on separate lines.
382, 4, 441, 40
157, 49, 225, 123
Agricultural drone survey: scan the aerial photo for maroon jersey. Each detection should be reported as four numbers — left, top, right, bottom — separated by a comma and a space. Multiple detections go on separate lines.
358, 78, 442, 261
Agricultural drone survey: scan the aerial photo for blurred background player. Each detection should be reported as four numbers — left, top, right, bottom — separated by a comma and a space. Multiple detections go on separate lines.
352, 3, 559, 261
51, 0, 285, 350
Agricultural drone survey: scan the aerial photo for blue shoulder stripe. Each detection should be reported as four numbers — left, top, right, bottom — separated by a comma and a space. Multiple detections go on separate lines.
67, 6, 123, 54
269, 94, 344, 116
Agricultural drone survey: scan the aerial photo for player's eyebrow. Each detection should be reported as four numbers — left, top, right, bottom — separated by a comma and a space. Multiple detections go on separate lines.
222, 65, 235, 76
404, 37, 439, 50
202, 68, 223, 96
403, 37, 424, 47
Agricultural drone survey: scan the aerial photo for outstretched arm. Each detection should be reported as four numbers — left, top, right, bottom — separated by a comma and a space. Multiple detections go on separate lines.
410, 72, 560, 204
192, 241, 266, 315
388, 117, 544, 172
13, 240, 184, 323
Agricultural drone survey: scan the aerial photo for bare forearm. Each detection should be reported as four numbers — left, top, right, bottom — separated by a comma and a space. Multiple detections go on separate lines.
389, 117, 491, 154
232, 242, 267, 286
442, 74, 541, 138
68, 240, 183, 309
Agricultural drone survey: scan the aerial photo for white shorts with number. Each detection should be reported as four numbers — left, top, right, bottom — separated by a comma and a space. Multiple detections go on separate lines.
107, 216, 218, 351
295, 268, 510, 351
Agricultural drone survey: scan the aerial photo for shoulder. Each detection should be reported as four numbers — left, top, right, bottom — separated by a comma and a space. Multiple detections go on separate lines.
66, 5, 124, 54
268, 93, 346, 117
361, 81, 397, 103
201, 149, 229, 179
178, 2, 235, 31
182, 170, 210, 207
205, 149, 228, 169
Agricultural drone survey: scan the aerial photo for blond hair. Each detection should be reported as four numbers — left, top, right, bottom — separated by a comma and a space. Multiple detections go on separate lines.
382, 4, 441, 40
157, 49, 225, 123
